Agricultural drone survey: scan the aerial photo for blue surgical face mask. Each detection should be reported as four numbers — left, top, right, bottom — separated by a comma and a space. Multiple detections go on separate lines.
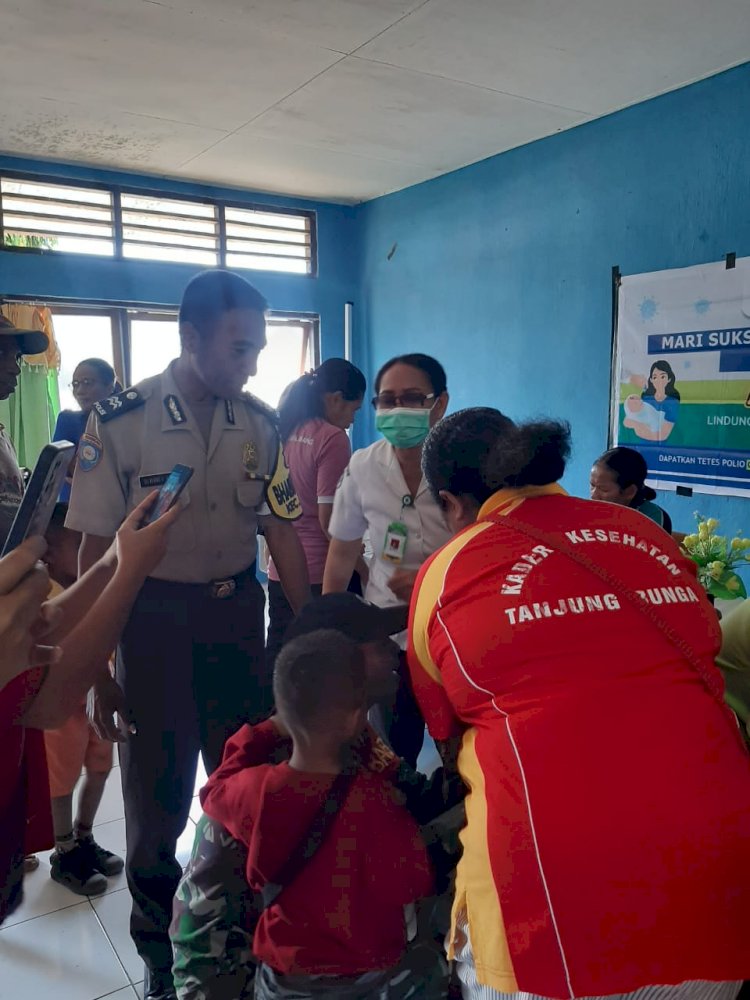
375, 407, 431, 449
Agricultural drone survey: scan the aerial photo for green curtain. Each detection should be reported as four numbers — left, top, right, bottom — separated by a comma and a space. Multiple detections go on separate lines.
0, 361, 60, 469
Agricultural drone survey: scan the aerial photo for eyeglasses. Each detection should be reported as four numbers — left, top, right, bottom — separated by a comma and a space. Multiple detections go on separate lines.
70, 378, 102, 390
371, 392, 435, 410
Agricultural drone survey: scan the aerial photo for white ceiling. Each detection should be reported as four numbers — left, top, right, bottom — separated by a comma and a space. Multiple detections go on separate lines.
0, 0, 748, 204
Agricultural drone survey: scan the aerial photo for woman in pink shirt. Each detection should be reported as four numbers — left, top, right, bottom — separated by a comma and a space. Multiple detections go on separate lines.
266, 359, 366, 665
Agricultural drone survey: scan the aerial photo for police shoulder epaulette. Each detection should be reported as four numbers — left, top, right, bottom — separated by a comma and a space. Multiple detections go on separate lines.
242, 391, 280, 426
92, 387, 146, 423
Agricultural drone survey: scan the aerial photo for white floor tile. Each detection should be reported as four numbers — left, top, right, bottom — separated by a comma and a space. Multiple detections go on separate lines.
134, 982, 144, 1000
0, 855, 84, 928
91, 887, 142, 984
93, 816, 128, 857
99, 988, 138, 999
0, 901, 129, 1000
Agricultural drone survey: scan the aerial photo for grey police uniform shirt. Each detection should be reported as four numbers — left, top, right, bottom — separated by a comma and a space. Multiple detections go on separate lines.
65, 362, 300, 584
0, 425, 23, 547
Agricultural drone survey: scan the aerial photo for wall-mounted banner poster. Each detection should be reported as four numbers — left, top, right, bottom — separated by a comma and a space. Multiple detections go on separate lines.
612, 256, 750, 497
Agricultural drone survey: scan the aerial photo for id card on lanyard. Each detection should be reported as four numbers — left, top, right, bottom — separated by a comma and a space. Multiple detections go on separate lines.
382, 494, 413, 564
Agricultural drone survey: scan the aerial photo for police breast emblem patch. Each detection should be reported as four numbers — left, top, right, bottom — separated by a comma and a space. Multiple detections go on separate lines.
78, 433, 103, 472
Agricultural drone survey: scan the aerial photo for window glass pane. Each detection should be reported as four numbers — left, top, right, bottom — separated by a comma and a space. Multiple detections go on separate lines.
129, 317, 180, 384
245, 323, 312, 408
129, 317, 314, 410
52, 314, 116, 413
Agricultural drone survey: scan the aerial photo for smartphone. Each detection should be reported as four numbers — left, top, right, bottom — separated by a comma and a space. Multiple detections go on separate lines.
2, 441, 76, 556
145, 464, 194, 525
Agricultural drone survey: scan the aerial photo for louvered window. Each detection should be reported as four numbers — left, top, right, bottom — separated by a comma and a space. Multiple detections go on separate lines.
121, 193, 218, 265
1, 177, 114, 255
1, 173, 317, 274
225, 206, 313, 275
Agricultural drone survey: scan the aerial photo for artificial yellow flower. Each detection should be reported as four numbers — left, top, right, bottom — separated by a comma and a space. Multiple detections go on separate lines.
709, 561, 725, 580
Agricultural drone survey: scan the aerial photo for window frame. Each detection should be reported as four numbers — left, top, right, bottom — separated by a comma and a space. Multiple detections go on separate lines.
20, 299, 320, 393
0, 169, 318, 277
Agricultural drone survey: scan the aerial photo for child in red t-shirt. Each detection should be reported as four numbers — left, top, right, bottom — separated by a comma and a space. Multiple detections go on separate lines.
201, 628, 434, 998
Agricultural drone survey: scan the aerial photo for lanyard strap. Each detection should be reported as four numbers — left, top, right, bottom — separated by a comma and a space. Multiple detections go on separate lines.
261, 764, 357, 910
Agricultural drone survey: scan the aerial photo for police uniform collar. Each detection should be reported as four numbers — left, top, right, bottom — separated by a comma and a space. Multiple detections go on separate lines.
160, 364, 251, 432
478, 482, 568, 520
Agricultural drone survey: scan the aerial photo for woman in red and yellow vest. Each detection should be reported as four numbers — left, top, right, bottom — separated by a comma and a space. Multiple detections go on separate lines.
408, 407, 750, 1000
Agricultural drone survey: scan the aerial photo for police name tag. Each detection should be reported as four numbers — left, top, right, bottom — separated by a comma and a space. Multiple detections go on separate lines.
382, 521, 408, 563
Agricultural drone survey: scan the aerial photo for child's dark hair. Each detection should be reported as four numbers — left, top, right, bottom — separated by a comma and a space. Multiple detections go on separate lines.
595, 446, 656, 502
374, 353, 447, 396
179, 270, 267, 339
422, 407, 516, 507
278, 359, 366, 442
273, 629, 365, 732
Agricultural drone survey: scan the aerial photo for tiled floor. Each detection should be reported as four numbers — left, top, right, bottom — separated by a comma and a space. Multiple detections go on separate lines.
0, 758, 208, 1000
1, 738, 441, 1000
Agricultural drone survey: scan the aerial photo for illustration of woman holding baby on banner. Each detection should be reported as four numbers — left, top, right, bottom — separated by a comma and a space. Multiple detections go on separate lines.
623, 359, 681, 441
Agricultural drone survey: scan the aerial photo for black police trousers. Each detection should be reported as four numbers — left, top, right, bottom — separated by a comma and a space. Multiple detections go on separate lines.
115, 567, 269, 986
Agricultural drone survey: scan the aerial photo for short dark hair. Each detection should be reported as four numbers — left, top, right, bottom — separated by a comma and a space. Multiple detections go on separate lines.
279, 358, 366, 442
486, 419, 571, 489
595, 446, 655, 502
179, 270, 268, 339
421, 408, 571, 503
75, 358, 117, 388
273, 629, 366, 732
374, 353, 447, 396
422, 407, 516, 507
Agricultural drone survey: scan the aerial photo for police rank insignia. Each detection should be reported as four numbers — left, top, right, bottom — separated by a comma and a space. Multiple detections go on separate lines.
165, 394, 186, 425
243, 441, 259, 474
78, 433, 103, 472
93, 388, 145, 423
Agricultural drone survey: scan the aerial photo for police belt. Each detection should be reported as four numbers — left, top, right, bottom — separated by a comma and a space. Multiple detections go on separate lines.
145, 562, 257, 601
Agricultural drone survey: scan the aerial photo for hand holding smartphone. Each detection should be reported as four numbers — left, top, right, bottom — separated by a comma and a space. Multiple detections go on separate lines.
1, 442, 76, 556
144, 464, 194, 525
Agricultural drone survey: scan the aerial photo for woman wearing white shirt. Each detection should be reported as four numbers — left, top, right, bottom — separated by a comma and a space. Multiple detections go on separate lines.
323, 353, 451, 764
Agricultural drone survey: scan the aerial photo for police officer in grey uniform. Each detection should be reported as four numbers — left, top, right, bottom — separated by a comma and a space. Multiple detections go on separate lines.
66, 270, 310, 1000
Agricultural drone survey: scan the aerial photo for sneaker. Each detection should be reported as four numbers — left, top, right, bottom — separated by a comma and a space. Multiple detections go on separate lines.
50, 844, 108, 896
76, 837, 125, 877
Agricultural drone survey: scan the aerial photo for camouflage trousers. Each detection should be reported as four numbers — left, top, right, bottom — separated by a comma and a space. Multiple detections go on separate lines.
254, 941, 449, 999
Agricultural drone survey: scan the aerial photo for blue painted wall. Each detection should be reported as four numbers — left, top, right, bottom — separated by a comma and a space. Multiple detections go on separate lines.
355, 62, 750, 554
0, 155, 359, 359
